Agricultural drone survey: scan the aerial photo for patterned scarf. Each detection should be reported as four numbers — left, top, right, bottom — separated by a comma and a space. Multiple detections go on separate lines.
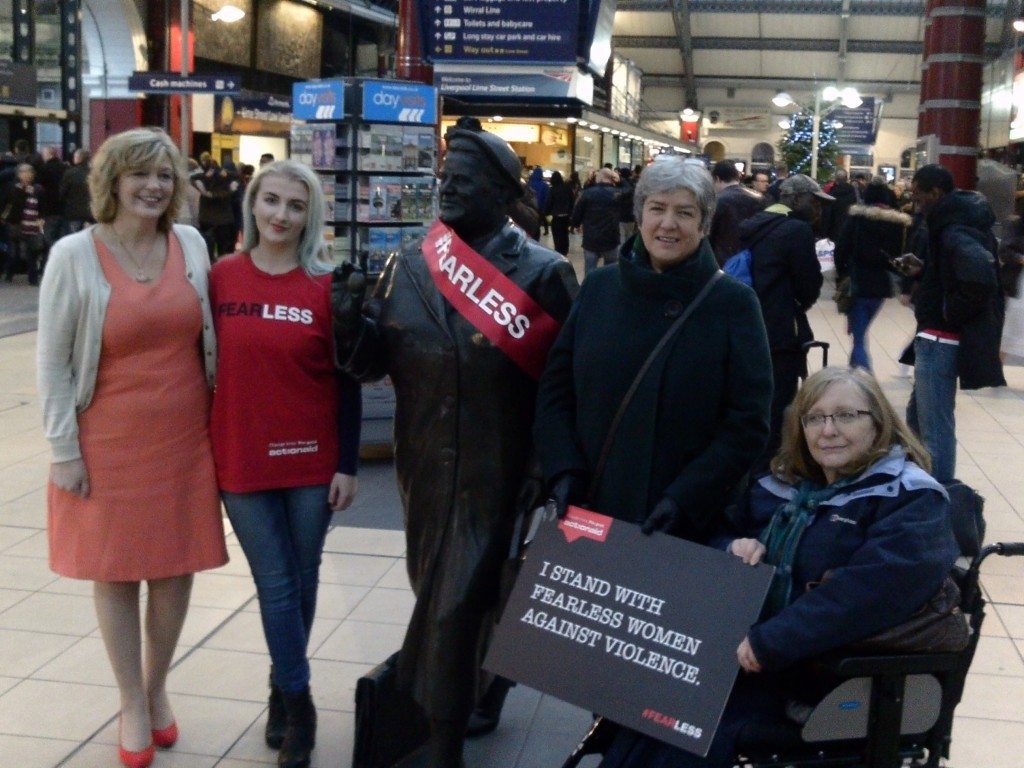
760, 478, 855, 617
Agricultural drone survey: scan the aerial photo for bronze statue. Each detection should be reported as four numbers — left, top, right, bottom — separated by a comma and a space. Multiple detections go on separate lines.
333, 117, 579, 767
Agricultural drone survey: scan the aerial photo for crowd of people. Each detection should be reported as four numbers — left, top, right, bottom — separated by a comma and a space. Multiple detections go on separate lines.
26, 119, 1002, 768
0, 143, 276, 286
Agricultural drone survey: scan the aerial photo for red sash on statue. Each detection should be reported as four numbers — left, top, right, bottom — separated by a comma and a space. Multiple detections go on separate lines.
422, 220, 562, 380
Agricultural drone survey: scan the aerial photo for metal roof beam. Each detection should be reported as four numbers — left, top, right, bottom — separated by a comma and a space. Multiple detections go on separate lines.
614, 36, 913, 53
642, 73, 923, 93
614, 36, 999, 57
617, 0, 1005, 16
838, 0, 851, 83
668, 0, 698, 109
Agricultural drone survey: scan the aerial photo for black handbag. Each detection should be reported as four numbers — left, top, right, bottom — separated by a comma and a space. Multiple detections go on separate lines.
353, 651, 430, 768
848, 576, 970, 654
810, 574, 970, 654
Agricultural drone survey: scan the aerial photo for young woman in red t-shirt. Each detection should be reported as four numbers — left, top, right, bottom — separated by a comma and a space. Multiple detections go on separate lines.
209, 160, 360, 768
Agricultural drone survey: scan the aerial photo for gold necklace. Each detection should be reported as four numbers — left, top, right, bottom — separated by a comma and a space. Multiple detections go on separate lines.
109, 225, 162, 283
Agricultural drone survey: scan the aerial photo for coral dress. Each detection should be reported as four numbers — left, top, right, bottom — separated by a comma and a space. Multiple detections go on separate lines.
47, 233, 228, 581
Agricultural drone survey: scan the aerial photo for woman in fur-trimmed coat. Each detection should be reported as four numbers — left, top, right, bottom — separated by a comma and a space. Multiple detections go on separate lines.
835, 180, 913, 371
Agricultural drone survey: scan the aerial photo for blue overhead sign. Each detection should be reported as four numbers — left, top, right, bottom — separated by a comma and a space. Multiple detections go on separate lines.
292, 80, 347, 121
128, 72, 241, 95
435, 67, 593, 105
361, 81, 437, 124
834, 97, 878, 147
422, 0, 578, 65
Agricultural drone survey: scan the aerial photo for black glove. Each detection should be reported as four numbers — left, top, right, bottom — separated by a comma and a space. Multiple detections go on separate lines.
331, 262, 367, 341
640, 497, 681, 536
546, 472, 586, 519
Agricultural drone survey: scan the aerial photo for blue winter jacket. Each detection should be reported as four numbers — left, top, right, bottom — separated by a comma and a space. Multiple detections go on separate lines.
723, 448, 958, 671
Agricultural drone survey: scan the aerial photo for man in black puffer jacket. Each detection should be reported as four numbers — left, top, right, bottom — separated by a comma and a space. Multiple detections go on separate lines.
738, 174, 828, 463
900, 163, 1005, 482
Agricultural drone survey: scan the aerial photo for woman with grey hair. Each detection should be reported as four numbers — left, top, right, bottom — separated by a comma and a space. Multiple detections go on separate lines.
208, 159, 361, 768
535, 153, 773, 536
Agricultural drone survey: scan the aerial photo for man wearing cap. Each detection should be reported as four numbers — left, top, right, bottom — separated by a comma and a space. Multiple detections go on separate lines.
332, 116, 578, 767
738, 173, 828, 462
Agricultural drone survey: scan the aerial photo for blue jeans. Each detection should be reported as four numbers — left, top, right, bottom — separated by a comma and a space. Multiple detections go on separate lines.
584, 247, 619, 274
906, 337, 958, 482
222, 485, 332, 693
847, 297, 883, 371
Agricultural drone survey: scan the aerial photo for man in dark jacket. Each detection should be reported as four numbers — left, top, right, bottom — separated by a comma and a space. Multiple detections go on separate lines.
616, 166, 636, 243
59, 149, 93, 233
332, 116, 578, 767
738, 173, 828, 461
570, 167, 621, 273
710, 159, 764, 265
194, 158, 238, 260
36, 146, 67, 247
900, 164, 1005, 482
825, 169, 858, 241
765, 161, 789, 202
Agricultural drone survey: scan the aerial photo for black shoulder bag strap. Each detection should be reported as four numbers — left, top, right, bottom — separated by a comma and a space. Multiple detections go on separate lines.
586, 269, 725, 501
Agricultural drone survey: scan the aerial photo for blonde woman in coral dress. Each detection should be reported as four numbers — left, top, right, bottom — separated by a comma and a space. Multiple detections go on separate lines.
37, 128, 227, 768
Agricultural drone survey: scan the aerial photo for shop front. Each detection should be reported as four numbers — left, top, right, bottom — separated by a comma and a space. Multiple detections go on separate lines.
439, 101, 688, 184
211, 93, 292, 167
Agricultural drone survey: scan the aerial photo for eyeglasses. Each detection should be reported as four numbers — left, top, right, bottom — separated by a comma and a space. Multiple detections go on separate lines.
800, 410, 872, 429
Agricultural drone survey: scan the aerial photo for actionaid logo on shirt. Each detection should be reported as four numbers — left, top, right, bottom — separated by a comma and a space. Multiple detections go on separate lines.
433, 230, 531, 339
217, 302, 314, 326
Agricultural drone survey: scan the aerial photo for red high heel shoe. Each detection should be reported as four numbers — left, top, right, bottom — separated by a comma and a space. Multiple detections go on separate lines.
118, 743, 155, 768
152, 721, 179, 748
118, 717, 155, 768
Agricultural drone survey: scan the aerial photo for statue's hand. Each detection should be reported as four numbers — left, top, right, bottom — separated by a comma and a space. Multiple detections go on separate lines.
331, 262, 367, 342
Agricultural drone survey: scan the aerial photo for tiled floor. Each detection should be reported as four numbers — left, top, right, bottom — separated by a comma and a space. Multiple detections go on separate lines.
2, 263, 1024, 767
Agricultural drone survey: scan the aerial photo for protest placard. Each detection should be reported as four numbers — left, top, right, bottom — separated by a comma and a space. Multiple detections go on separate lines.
484, 506, 773, 756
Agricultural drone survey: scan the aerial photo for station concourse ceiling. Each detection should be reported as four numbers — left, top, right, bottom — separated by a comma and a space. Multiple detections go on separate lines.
612, 0, 1018, 132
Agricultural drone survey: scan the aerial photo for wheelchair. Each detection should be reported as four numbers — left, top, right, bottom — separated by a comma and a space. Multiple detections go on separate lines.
561, 541, 1024, 768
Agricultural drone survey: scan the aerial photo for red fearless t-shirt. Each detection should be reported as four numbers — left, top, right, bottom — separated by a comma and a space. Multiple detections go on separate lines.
210, 253, 341, 493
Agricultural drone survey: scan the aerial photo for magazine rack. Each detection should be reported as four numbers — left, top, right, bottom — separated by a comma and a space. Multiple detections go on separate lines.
290, 78, 440, 278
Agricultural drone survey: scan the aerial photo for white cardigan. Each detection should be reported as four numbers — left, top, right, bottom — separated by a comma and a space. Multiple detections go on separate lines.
36, 224, 218, 463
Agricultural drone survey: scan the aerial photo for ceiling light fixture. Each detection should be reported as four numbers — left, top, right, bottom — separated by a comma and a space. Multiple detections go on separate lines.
211, 4, 246, 23
772, 91, 793, 108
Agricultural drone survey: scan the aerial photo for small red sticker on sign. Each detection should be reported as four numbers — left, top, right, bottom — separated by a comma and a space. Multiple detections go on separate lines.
559, 506, 614, 543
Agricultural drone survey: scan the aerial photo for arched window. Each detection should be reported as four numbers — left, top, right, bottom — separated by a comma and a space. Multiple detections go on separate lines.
752, 142, 775, 164
703, 141, 726, 162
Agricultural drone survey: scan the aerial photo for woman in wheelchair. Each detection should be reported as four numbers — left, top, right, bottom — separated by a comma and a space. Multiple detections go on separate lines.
597, 367, 960, 768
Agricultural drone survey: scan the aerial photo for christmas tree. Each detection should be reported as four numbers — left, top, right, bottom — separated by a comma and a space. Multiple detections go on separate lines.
777, 110, 839, 183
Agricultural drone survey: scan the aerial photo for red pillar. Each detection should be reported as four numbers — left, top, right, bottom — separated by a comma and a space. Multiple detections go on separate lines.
90, 99, 144, 148
919, 0, 985, 189
397, 0, 432, 84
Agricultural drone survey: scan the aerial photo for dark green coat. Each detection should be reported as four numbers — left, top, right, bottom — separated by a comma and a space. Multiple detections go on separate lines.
535, 238, 772, 540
